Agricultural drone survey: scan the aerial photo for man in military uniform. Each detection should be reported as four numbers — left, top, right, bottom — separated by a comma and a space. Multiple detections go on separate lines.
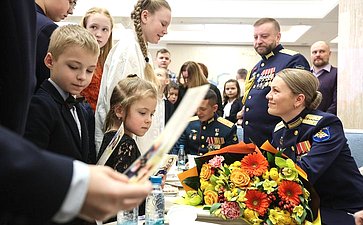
240, 18, 310, 147
173, 89, 238, 155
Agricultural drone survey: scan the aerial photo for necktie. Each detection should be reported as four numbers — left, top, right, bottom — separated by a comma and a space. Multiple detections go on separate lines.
65, 95, 84, 109
66, 95, 84, 138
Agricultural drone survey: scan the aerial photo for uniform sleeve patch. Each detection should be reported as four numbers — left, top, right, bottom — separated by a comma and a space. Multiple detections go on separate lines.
217, 117, 234, 127
313, 127, 331, 142
302, 114, 323, 126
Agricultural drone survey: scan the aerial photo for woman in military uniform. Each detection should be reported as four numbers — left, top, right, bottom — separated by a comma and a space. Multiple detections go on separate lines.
266, 68, 363, 225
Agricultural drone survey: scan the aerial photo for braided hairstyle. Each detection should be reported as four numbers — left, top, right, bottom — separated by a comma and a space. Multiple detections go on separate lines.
131, 0, 171, 86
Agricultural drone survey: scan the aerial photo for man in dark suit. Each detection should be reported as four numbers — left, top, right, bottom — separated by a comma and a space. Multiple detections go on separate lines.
310, 41, 337, 115
1, 125, 152, 224
0, 0, 36, 135
1, 1, 151, 224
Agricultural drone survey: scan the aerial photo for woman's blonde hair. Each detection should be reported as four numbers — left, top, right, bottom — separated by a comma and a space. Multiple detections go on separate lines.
104, 75, 158, 132
276, 68, 322, 110
131, 0, 171, 85
178, 61, 209, 88
80, 7, 114, 68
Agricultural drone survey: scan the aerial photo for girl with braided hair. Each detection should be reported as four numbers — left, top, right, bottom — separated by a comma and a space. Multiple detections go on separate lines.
95, 0, 171, 153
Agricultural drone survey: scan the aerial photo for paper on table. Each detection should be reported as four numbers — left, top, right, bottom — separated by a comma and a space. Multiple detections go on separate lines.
123, 84, 210, 183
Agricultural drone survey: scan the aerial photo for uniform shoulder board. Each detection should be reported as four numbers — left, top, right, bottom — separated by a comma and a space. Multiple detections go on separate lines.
274, 121, 284, 132
280, 48, 299, 56
302, 114, 323, 126
217, 117, 234, 128
190, 115, 199, 121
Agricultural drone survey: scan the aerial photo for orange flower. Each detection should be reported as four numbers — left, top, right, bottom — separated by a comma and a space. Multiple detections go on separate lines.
230, 168, 250, 187
204, 190, 219, 205
200, 163, 213, 180
241, 152, 269, 177
245, 190, 269, 216
278, 180, 303, 206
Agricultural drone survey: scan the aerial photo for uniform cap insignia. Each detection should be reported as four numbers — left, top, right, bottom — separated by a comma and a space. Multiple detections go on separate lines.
313, 127, 330, 142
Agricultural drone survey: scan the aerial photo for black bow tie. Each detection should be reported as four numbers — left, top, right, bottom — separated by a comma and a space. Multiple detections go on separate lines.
65, 95, 84, 109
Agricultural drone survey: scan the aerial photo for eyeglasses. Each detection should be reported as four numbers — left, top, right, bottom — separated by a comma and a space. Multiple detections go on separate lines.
69, 0, 77, 10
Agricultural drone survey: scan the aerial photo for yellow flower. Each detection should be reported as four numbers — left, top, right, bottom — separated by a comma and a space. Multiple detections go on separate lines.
243, 208, 263, 225
251, 176, 260, 186
269, 208, 295, 225
293, 205, 304, 217
204, 190, 219, 205
268, 208, 280, 224
262, 179, 277, 194
224, 191, 233, 201
186, 191, 203, 206
280, 167, 298, 181
200, 179, 209, 191
303, 188, 310, 200
262, 170, 270, 180
270, 168, 279, 181
231, 161, 241, 168
224, 188, 239, 201
237, 190, 247, 202
230, 168, 250, 187
200, 163, 213, 180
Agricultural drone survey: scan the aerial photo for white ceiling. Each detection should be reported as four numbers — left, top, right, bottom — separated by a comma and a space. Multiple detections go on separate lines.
64, 0, 339, 48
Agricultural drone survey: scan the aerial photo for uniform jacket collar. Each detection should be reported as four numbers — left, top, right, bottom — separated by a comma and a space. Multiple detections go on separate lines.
283, 108, 310, 129
202, 113, 218, 125
262, 44, 283, 61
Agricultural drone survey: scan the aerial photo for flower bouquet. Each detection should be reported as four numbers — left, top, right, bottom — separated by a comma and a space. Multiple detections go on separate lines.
177, 142, 320, 225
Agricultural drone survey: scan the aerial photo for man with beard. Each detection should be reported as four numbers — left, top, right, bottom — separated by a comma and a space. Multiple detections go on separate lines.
310, 41, 337, 115
238, 18, 310, 147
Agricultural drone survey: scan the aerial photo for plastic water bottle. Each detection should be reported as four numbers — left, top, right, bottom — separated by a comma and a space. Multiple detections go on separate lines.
117, 206, 138, 225
145, 176, 165, 225
177, 144, 186, 171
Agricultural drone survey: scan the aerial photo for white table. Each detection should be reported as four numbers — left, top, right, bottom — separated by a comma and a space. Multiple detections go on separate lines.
103, 167, 248, 225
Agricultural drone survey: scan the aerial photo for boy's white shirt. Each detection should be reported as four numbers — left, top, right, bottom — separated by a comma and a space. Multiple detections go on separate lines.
95, 28, 164, 154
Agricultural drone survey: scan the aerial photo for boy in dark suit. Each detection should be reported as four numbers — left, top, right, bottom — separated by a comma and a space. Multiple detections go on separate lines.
25, 24, 99, 164
35, 0, 77, 90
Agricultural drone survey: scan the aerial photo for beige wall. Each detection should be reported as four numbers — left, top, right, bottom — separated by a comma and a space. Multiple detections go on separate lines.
150, 44, 338, 84
338, 0, 363, 129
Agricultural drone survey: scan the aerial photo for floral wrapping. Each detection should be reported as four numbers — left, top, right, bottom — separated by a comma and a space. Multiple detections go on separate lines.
178, 142, 320, 225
